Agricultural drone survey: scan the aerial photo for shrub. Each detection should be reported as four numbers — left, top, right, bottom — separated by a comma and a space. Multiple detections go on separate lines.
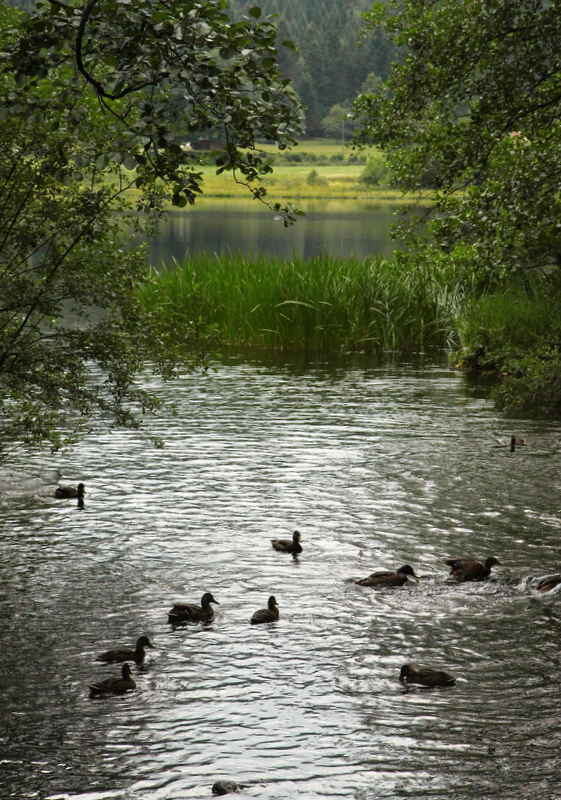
359, 153, 388, 186
306, 169, 328, 186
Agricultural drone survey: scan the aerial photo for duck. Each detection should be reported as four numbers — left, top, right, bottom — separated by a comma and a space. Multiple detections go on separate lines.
250, 595, 279, 625
54, 482, 85, 499
89, 663, 136, 698
443, 556, 501, 582
212, 780, 243, 796
96, 635, 154, 664
495, 436, 526, 452
271, 530, 302, 554
400, 664, 456, 688
167, 592, 219, 624
355, 564, 418, 587
535, 574, 561, 592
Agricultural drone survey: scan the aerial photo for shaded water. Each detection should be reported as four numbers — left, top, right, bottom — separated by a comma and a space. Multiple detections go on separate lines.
1, 352, 561, 800
144, 200, 398, 265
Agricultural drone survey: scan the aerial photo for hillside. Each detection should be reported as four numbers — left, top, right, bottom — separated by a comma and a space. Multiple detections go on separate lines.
229, 0, 394, 136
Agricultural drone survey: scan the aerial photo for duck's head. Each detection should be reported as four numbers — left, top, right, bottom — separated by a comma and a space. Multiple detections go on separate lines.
399, 664, 413, 683
136, 636, 154, 650
77, 483, 85, 496
202, 592, 219, 606
398, 565, 418, 579
267, 596, 278, 610
485, 557, 501, 568
293, 531, 301, 543
122, 663, 133, 679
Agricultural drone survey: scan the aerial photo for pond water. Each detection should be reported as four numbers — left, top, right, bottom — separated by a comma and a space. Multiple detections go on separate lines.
1, 351, 561, 800
144, 200, 399, 265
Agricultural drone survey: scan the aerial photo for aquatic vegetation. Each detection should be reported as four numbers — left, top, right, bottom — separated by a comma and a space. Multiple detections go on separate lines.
139, 252, 462, 352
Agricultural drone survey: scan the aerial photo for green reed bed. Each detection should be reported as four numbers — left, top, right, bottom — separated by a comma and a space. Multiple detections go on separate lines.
140, 253, 462, 352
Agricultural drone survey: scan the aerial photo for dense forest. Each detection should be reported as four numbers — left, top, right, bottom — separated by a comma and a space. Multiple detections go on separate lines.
229, 0, 394, 135
8, 0, 394, 137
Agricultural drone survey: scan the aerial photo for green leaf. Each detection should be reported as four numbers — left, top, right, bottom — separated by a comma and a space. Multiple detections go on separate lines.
281, 38, 298, 53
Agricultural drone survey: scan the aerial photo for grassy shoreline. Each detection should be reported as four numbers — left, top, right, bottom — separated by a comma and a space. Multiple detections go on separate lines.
139, 252, 461, 353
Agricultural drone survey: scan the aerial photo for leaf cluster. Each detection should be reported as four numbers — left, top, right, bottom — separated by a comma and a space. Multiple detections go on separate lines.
0, 0, 303, 451
353, 0, 561, 281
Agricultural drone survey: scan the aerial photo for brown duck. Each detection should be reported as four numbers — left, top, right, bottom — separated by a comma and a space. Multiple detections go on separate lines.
271, 530, 302, 554
356, 564, 418, 587
167, 592, 219, 624
89, 663, 136, 698
96, 635, 154, 664
444, 556, 501, 582
250, 595, 279, 625
536, 574, 561, 592
400, 664, 456, 688
496, 436, 526, 451
54, 482, 85, 499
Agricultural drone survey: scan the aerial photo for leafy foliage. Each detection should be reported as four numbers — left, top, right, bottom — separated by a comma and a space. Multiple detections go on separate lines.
353, 0, 561, 411
0, 0, 303, 451
354, 0, 561, 284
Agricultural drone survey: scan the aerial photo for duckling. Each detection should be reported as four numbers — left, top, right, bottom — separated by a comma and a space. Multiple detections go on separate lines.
271, 530, 302, 554
400, 664, 456, 688
89, 663, 136, 698
54, 482, 85, 499
443, 556, 501, 582
250, 595, 279, 625
96, 635, 154, 664
167, 592, 219, 624
535, 574, 561, 592
356, 564, 418, 587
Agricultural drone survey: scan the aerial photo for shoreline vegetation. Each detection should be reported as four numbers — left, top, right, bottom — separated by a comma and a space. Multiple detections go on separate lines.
140, 139, 561, 414
139, 252, 461, 354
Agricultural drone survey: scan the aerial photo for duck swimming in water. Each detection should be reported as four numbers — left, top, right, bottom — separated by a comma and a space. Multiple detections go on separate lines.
535, 574, 561, 592
212, 780, 244, 795
54, 482, 85, 499
167, 592, 219, 624
250, 595, 279, 625
443, 556, 501, 582
495, 436, 526, 452
96, 635, 154, 664
400, 664, 456, 688
89, 663, 136, 698
355, 564, 418, 587
271, 530, 302, 554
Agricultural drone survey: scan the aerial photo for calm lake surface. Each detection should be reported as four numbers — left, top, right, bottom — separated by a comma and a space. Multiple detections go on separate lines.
144, 200, 399, 265
1, 351, 561, 800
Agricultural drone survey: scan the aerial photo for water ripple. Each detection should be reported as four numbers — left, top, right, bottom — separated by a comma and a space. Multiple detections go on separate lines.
2, 354, 561, 799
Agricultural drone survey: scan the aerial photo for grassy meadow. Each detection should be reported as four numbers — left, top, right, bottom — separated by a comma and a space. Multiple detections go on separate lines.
194, 138, 408, 201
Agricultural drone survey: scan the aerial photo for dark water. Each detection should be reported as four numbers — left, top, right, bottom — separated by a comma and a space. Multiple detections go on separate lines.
144, 200, 398, 265
1, 352, 561, 800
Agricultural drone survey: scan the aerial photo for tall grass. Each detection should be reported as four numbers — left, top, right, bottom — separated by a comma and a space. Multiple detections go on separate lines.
139, 253, 462, 352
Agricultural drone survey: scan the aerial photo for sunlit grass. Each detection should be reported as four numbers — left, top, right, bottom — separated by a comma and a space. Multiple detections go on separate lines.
139, 252, 462, 352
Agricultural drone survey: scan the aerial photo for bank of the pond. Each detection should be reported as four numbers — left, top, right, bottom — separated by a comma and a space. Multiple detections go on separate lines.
139, 253, 462, 352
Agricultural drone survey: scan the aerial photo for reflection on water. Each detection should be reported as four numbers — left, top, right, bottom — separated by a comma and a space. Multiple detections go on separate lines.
144, 199, 399, 265
1, 351, 561, 799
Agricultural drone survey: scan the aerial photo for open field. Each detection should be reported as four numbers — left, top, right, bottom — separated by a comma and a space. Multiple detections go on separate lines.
193, 138, 413, 201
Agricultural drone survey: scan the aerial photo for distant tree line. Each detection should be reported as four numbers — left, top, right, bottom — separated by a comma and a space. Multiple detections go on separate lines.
229, 0, 395, 136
